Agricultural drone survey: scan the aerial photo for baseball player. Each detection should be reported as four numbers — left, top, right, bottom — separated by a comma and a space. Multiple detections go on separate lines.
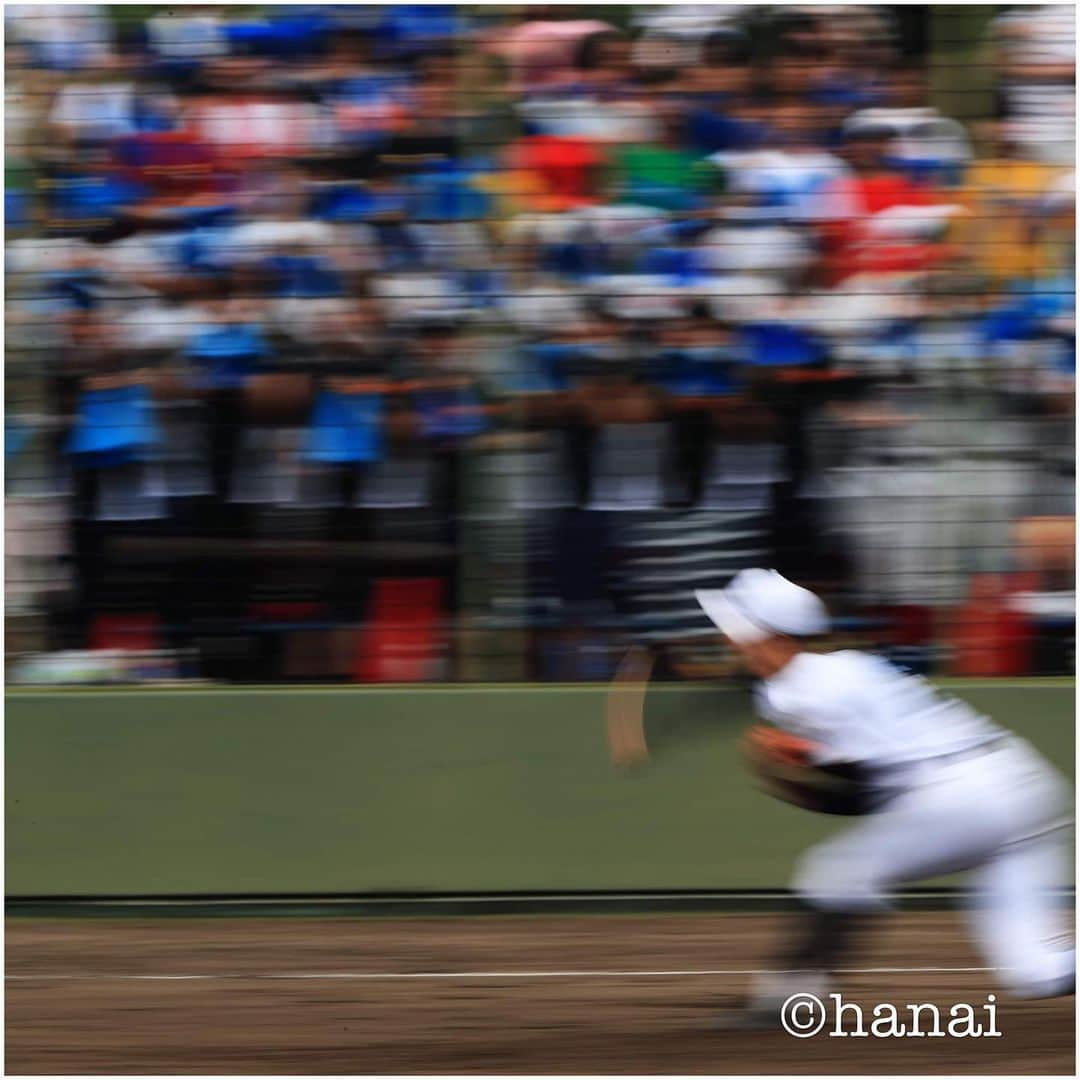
694, 568, 1074, 1026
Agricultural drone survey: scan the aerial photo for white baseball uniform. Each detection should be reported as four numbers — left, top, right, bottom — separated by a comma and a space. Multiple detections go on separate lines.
757, 649, 1073, 998
696, 569, 1074, 1000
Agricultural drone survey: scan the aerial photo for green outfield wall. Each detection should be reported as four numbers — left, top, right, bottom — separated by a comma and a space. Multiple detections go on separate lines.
6, 681, 1075, 897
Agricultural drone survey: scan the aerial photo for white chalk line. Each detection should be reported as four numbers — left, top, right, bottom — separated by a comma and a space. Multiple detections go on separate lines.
7, 966, 996, 983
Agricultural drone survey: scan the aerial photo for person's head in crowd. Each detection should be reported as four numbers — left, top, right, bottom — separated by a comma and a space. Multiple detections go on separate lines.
319, 294, 387, 359
843, 124, 893, 174
517, 5, 587, 24
574, 29, 635, 88
409, 44, 467, 129
766, 9, 835, 100
704, 26, 754, 69
361, 158, 409, 217
276, 161, 316, 216
883, 62, 930, 109
461, 46, 510, 103
658, 302, 731, 350
323, 26, 376, 75
818, 5, 896, 76
5, 40, 30, 77
771, 9, 830, 60
70, 309, 122, 370
920, 267, 987, 321
205, 274, 257, 322
416, 44, 459, 84
767, 57, 823, 102
193, 53, 270, 96
409, 318, 469, 376
543, 311, 628, 380
235, 159, 311, 220
550, 308, 617, 349
689, 27, 754, 95
645, 83, 691, 147
632, 31, 686, 86
813, 96, 854, 147
976, 118, 1027, 161
701, 80, 774, 146
128, 72, 183, 129
768, 101, 825, 149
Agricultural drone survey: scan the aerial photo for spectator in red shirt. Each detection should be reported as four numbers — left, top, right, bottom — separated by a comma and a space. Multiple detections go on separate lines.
817, 127, 963, 285
504, 134, 606, 211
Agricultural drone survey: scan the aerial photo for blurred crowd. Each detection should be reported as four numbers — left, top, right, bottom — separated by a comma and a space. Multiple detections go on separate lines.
5, 4, 1075, 682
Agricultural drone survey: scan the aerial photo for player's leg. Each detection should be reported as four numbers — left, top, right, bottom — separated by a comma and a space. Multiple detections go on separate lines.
968, 825, 1074, 998
781, 747, 1073, 1003
964, 738, 1075, 997
729, 744, 1072, 1025
792, 765, 1008, 905
738, 769, 1006, 1021
733, 902, 875, 1026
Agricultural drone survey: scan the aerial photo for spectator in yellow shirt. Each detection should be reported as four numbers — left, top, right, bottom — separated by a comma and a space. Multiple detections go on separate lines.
955, 119, 1066, 285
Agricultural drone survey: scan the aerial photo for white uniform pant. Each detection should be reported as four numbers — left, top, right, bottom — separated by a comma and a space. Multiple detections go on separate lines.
794, 738, 1074, 998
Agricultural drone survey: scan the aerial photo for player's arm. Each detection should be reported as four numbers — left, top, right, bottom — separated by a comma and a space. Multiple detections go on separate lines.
604, 644, 656, 770
743, 725, 885, 816
745, 686, 886, 816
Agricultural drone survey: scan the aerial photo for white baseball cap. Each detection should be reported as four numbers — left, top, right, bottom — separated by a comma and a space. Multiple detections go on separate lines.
695, 568, 828, 645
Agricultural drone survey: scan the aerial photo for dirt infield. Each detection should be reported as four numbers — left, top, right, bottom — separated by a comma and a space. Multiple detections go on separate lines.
6, 911, 1074, 1074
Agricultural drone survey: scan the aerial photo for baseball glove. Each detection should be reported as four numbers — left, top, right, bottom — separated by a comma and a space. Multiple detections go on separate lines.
741, 724, 879, 816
